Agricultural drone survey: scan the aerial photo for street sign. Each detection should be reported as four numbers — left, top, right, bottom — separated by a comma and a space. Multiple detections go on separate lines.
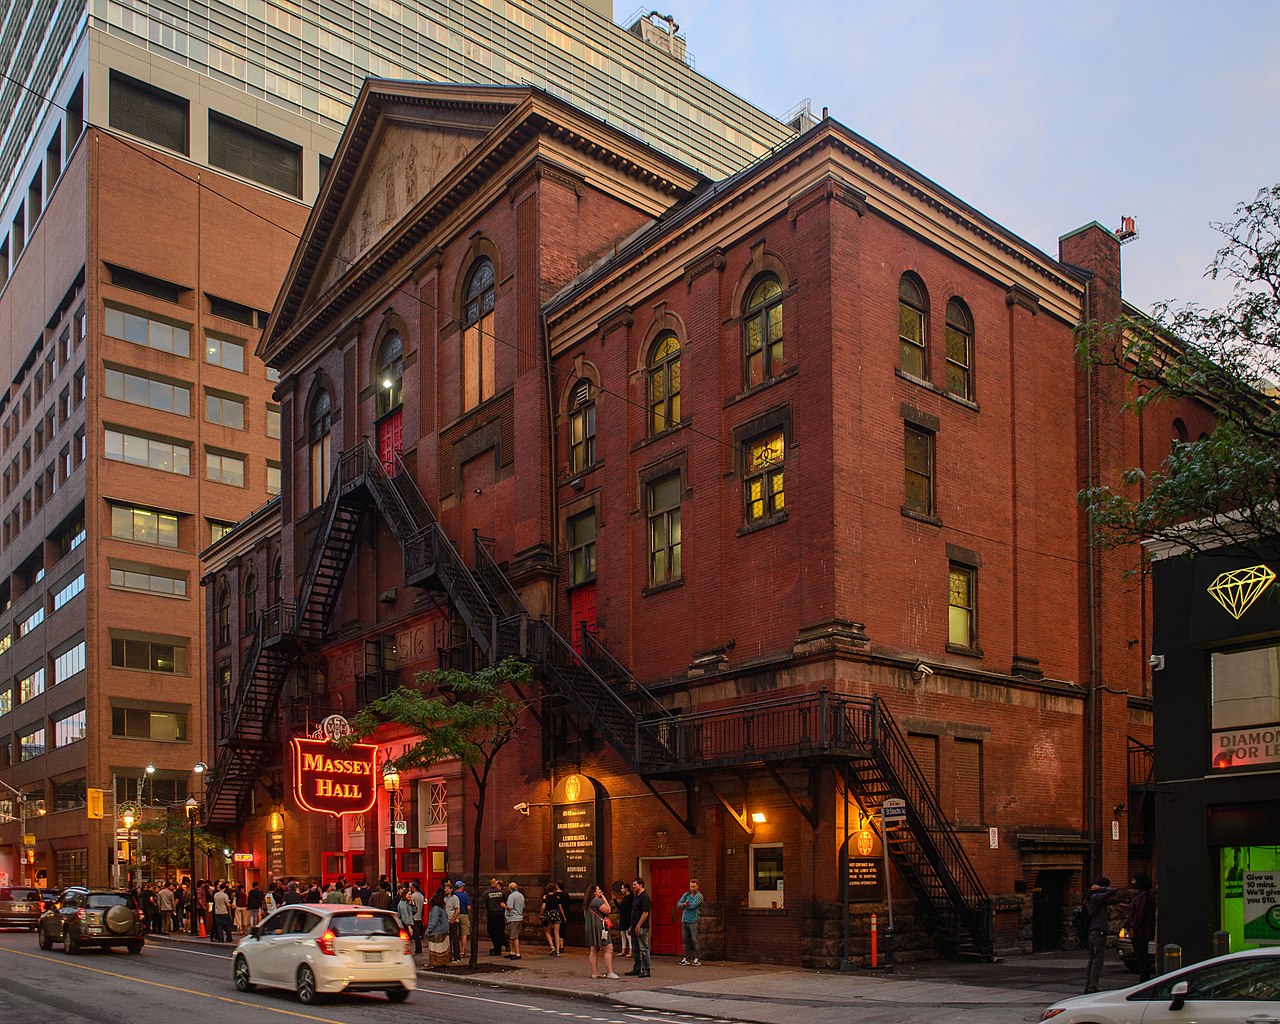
22, 834, 35, 846
882, 798, 907, 825
393, 820, 408, 835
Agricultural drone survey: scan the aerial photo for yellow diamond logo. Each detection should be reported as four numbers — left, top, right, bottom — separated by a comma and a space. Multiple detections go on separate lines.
1207, 565, 1277, 620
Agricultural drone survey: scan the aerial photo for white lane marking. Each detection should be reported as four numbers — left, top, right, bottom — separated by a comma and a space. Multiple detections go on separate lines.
148, 943, 234, 960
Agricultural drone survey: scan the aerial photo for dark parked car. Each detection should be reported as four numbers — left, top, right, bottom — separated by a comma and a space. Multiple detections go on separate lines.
0, 886, 44, 929
37, 887, 145, 954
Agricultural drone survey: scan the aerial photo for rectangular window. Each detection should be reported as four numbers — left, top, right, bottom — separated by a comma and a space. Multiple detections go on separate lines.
111, 707, 188, 741
110, 566, 187, 597
210, 521, 234, 544
52, 572, 84, 611
0, 688, 10, 716
108, 71, 189, 154
54, 782, 87, 814
266, 461, 281, 495
54, 642, 86, 684
105, 368, 190, 416
745, 429, 785, 524
568, 510, 596, 585
948, 563, 976, 650
104, 307, 191, 356
53, 709, 86, 747
206, 451, 245, 486
569, 394, 595, 474
1211, 645, 1280, 770
105, 429, 190, 475
208, 112, 302, 197
111, 505, 179, 548
266, 404, 281, 439
0, 634, 10, 655
904, 425, 934, 517
18, 666, 44, 702
205, 393, 246, 429
748, 843, 784, 909
647, 473, 682, 587
18, 606, 44, 637
19, 727, 45, 760
110, 637, 187, 674
954, 738, 983, 825
205, 334, 245, 372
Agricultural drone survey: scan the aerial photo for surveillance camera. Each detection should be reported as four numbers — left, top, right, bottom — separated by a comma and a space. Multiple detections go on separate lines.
914, 661, 934, 677
1148, 654, 1165, 671
513, 802, 530, 815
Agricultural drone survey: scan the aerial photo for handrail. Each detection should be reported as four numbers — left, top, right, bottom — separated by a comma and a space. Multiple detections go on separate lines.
296, 454, 349, 625
473, 534, 524, 619
581, 629, 674, 722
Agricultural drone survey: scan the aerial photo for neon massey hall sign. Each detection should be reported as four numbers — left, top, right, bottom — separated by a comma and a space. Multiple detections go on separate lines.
291, 719, 378, 817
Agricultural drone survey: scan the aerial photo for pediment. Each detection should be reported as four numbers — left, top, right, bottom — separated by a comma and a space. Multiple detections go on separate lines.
306, 114, 491, 302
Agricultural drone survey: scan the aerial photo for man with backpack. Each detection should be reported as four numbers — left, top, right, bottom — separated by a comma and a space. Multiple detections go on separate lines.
1082, 877, 1116, 993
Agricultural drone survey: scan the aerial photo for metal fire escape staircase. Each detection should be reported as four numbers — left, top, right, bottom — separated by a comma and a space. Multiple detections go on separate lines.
635, 691, 994, 959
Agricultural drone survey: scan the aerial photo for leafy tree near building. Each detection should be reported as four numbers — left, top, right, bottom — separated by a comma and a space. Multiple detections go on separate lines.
347, 658, 532, 967
1079, 184, 1280, 555
137, 810, 223, 877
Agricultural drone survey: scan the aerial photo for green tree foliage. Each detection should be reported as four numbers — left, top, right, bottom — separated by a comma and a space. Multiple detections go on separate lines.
1079, 184, 1280, 553
137, 810, 222, 875
347, 659, 532, 967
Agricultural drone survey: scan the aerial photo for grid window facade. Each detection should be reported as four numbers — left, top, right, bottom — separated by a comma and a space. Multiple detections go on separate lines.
52, 572, 84, 610
18, 666, 44, 702
18, 605, 44, 637
111, 505, 179, 547
105, 429, 191, 475
105, 368, 191, 416
110, 567, 187, 597
19, 727, 44, 760
111, 707, 188, 741
206, 451, 246, 486
53, 709, 86, 747
104, 307, 191, 357
54, 642, 86, 684
205, 335, 245, 372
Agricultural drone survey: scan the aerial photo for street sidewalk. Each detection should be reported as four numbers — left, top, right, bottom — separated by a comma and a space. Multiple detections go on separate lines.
161, 926, 1136, 1024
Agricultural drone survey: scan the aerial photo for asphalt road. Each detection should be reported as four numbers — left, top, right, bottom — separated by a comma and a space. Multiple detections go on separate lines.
0, 929, 732, 1024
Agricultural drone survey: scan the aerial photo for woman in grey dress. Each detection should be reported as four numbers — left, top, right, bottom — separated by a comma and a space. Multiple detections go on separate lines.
584, 882, 618, 979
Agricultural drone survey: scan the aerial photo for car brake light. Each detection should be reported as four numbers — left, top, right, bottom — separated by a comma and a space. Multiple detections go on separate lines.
400, 929, 411, 955
317, 929, 337, 956
76, 909, 85, 920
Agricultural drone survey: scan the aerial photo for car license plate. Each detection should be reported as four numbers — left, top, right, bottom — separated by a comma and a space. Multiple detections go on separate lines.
363, 951, 381, 963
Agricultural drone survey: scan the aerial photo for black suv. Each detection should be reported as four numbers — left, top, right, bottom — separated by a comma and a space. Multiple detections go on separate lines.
37, 888, 145, 954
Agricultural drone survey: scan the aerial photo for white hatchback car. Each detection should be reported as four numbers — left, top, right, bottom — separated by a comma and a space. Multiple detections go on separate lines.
1041, 946, 1280, 1023
232, 904, 416, 1004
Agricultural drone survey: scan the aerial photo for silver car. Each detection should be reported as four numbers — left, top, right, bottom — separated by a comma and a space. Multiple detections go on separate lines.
232, 904, 415, 1004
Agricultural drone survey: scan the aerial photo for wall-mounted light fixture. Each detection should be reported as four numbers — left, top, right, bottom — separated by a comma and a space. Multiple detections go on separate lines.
751, 812, 767, 824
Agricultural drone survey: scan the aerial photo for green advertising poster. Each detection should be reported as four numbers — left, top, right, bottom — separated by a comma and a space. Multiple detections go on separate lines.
1221, 847, 1280, 951
1243, 872, 1280, 944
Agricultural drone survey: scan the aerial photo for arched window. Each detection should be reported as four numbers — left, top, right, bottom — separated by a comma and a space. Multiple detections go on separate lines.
1172, 418, 1188, 443
945, 298, 973, 400
743, 275, 784, 388
899, 274, 928, 378
268, 555, 283, 608
462, 259, 495, 410
569, 379, 596, 474
215, 584, 230, 647
309, 389, 333, 508
647, 333, 681, 435
242, 572, 257, 634
375, 332, 404, 419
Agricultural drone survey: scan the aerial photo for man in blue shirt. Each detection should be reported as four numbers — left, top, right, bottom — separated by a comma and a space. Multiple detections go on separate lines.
676, 878, 703, 966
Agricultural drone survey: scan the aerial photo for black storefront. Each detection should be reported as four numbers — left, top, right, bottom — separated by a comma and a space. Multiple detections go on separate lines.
1151, 542, 1280, 962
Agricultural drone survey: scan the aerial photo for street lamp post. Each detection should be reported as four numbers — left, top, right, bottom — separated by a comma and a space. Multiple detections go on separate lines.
185, 798, 199, 934
121, 805, 136, 887
382, 764, 400, 893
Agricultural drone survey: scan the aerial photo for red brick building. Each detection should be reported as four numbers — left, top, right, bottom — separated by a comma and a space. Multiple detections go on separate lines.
205, 79, 1201, 964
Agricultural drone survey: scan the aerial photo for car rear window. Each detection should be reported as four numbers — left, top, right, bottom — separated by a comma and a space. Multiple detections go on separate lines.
329, 912, 400, 936
0, 888, 41, 901
86, 894, 132, 909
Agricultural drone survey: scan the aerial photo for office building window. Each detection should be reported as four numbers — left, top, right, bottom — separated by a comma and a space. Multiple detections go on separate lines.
647, 472, 682, 587
19, 727, 45, 760
568, 381, 596, 474
54, 641, 86, 684
749, 843, 785, 909
53, 709, 86, 747
743, 275, 784, 388
211, 521, 234, 544
18, 605, 44, 637
18, 666, 44, 702
266, 404, 281, 439
104, 307, 191, 357
110, 637, 188, 674
52, 572, 84, 610
110, 566, 186, 597
904, 425, 934, 518
110, 505, 179, 548
462, 260, 496, 411
111, 707, 188, 742
948, 563, 977, 650
105, 367, 190, 416
54, 781, 87, 813
205, 334, 245, 372
647, 333, 681, 435
109, 71, 189, 154
209, 112, 302, 197
205, 393, 246, 429
266, 461, 281, 495
568, 510, 596, 586
105, 429, 190, 475
206, 451, 246, 487
899, 274, 928, 378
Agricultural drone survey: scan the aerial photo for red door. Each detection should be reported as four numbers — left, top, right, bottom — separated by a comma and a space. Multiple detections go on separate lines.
378, 410, 403, 474
569, 583, 597, 655
649, 857, 688, 956
320, 851, 346, 888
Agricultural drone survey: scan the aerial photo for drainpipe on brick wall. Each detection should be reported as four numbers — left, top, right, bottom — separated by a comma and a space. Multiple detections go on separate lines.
541, 307, 559, 631
1083, 276, 1100, 882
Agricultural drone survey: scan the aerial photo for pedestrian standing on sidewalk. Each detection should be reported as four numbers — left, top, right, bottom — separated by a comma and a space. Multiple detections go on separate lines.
455, 881, 471, 956
157, 881, 174, 934
585, 882, 618, 979
1083, 877, 1116, 993
627, 877, 651, 977
617, 881, 634, 958
1127, 874, 1156, 983
677, 878, 704, 965
502, 881, 525, 960
426, 890, 451, 967
485, 878, 506, 956
410, 880, 426, 956
540, 883, 561, 955
444, 882, 461, 962
212, 881, 233, 943
247, 882, 265, 925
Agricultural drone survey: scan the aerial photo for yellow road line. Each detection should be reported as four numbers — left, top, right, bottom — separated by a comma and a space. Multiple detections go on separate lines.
0, 946, 346, 1023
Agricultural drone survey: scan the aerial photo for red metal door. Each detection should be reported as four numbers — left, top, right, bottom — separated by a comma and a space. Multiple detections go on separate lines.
649, 857, 687, 956
378, 410, 403, 474
320, 851, 346, 888
569, 583, 597, 655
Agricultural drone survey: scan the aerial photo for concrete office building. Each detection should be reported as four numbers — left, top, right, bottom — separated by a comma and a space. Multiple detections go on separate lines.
0, 0, 794, 888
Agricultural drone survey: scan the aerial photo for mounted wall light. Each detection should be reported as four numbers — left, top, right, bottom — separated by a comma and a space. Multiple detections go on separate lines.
751, 812, 767, 824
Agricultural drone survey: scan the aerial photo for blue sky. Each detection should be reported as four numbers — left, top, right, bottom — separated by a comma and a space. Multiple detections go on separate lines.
665, 1, 1280, 313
